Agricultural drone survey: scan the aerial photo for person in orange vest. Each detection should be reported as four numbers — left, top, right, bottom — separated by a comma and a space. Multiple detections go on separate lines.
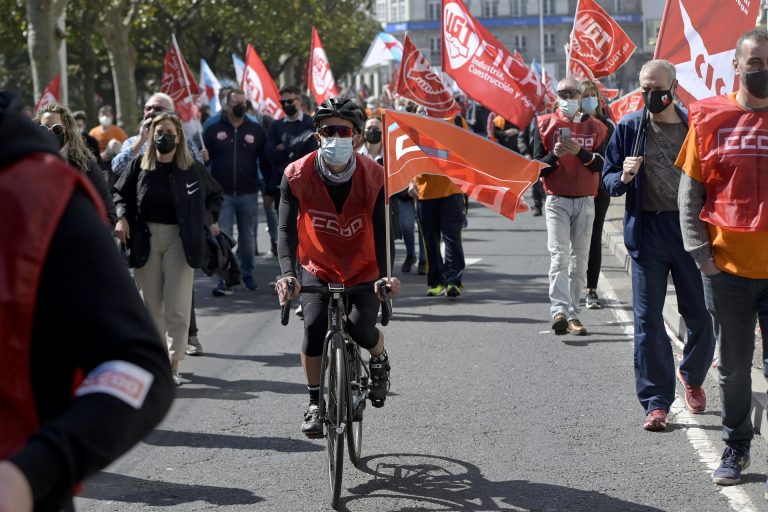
0, 91, 173, 512
677, 28, 768, 488
532, 77, 609, 336
274, 97, 400, 437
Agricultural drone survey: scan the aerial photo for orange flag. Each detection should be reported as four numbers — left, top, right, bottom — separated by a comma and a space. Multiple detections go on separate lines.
383, 110, 545, 220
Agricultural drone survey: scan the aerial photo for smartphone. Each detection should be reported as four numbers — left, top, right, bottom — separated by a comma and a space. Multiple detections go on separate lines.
558, 127, 571, 140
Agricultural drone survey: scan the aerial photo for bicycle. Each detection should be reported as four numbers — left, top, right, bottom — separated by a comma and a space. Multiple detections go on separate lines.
281, 279, 392, 509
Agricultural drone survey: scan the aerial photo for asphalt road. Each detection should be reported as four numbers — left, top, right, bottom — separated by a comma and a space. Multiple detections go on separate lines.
75, 200, 767, 512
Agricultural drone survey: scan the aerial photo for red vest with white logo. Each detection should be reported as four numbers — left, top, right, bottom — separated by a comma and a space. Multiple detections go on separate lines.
0, 153, 105, 459
286, 152, 383, 285
689, 94, 768, 232
536, 111, 607, 197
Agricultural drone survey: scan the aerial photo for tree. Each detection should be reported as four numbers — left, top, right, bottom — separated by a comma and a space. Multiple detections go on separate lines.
26, 0, 67, 102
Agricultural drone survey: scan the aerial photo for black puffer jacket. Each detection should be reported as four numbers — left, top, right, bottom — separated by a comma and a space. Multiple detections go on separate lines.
114, 157, 223, 268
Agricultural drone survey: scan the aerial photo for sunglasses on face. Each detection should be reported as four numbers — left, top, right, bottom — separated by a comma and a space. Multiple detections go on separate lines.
317, 125, 355, 138
43, 123, 65, 136
557, 90, 580, 99
280, 98, 298, 106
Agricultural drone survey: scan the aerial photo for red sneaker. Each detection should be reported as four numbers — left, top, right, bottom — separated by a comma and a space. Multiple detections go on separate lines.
643, 409, 668, 431
677, 366, 706, 414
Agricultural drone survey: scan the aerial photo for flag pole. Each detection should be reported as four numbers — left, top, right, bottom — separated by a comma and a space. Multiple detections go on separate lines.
566, 0, 581, 77
382, 110, 392, 282
174, 34, 205, 152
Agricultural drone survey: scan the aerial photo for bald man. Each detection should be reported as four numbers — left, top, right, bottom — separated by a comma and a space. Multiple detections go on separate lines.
603, 59, 715, 432
532, 77, 609, 337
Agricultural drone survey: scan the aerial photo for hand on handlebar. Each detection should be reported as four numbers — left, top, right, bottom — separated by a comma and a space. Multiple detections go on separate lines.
374, 277, 400, 299
275, 276, 300, 305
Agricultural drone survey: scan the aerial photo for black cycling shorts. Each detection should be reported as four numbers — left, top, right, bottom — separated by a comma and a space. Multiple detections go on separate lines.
300, 272, 380, 357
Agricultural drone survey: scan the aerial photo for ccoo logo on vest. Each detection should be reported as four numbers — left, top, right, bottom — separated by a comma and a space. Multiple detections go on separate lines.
308, 209, 367, 239
717, 127, 768, 157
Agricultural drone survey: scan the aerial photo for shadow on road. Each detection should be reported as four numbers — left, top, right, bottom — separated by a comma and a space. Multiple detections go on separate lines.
341, 453, 664, 512
203, 351, 300, 367
79, 472, 262, 507
143, 429, 323, 452
175, 374, 306, 400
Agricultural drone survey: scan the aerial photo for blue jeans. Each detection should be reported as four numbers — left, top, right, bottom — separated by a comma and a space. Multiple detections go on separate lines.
398, 197, 425, 263
631, 212, 715, 414
219, 193, 258, 279
703, 270, 768, 448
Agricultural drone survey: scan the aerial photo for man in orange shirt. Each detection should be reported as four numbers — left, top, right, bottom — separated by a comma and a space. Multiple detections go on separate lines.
88, 105, 128, 161
677, 28, 768, 488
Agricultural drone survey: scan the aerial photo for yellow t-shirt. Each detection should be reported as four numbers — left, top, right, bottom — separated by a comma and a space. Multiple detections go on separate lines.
413, 175, 462, 200
675, 93, 768, 278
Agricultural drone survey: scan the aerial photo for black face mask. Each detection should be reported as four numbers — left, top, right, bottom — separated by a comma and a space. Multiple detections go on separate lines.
742, 69, 768, 99
642, 89, 674, 114
365, 128, 382, 144
283, 103, 298, 117
231, 104, 246, 118
154, 133, 177, 155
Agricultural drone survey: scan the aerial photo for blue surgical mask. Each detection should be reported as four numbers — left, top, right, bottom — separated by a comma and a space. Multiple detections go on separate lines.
320, 137, 354, 166
581, 97, 598, 114
558, 98, 580, 118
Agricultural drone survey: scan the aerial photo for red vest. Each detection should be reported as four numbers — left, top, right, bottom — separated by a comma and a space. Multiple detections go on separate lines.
0, 153, 105, 459
689, 94, 768, 232
537, 111, 608, 197
285, 152, 383, 286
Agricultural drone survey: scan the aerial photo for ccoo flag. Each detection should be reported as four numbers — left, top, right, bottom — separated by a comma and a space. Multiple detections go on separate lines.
441, 0, 543, 129
654, 0, 761, 107
161, 34, 200, 122
241, 45, 284, 119
309, 28, 340, 105
34, 73, 61, 111
200, 59, 222, 113
396, 34, 460, 118
568, 0, 636, 79
384, 110, 545, 220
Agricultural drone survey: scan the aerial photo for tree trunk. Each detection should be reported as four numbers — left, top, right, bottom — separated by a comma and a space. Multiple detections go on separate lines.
26, 0, 67, 102
96, 2, 138, 130
80, 31, 97, 125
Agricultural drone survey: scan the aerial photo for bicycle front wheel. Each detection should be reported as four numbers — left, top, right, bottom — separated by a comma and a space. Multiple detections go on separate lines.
346, 342, 364, 467
325, 336, 346, 508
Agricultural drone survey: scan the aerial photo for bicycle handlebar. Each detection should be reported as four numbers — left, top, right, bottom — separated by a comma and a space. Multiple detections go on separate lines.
279, 281, 392, 326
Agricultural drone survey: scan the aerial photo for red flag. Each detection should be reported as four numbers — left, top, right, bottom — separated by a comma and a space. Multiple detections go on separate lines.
161, 35, 200, 122
654, 0, 761, 107
396, 35, 460, 118
441, 0, 542, 129
309, 27, 340, 105
34, 73, 61, 111
609, 88, 644, 120
383, 110, 545, 220
241, 44, 284, 120
568, 0, 636, 79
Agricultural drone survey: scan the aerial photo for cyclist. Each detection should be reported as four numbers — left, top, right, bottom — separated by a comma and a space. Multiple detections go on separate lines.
275, 97, 400, 438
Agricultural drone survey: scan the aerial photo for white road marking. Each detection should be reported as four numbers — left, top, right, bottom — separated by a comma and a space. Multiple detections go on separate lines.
599, 271, 759, 512
466, 257, 482, 266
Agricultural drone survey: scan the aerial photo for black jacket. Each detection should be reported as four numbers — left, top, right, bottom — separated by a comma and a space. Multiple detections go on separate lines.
264, 114, 317, 194
203, 115, 271, 195
114, 157, 223, 268
76, 156, 117, 225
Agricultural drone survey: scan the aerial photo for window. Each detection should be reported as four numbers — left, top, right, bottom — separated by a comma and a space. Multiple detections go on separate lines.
542, 0, 555, 15
428, 0, 441, 20
390, 0, 398, 21
482, 0, 498, 17
544, 32, 556, 53
376, 0, 386, 21
399, 0, 406, 21
514, 34, 527, 52
614, 0, 623, 12
511, 0, 527, 17
429, 36, 441, 62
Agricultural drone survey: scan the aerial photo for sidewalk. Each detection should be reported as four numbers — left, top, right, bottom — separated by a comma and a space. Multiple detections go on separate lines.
601, 195, 768, 439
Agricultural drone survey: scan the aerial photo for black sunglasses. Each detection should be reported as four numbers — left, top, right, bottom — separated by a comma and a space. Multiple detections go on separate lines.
280, 98, 298, 105
557, 90, 580, 99
317, 125, 356, 138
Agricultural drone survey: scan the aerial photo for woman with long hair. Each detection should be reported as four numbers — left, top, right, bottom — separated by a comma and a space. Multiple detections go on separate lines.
114, 113, 223, 385
35, 103, 117, 224
579, 80, 615, 310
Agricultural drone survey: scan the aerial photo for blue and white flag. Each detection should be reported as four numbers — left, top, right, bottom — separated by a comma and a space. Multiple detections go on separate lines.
361, 32, 403, 68
232, 53, 245, 86
200, 59, 222, 113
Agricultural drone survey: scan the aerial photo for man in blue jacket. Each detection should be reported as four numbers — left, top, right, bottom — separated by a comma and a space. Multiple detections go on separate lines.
204, 89, 272, 295
603, 60, 715, 431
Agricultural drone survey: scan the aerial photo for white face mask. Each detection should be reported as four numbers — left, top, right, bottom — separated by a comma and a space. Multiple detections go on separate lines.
558, 98, 580, 118
99, 116, 113, 128
581, 97, 598, 114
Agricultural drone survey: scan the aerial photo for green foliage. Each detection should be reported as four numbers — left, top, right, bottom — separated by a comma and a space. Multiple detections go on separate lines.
0, 0, 32, 103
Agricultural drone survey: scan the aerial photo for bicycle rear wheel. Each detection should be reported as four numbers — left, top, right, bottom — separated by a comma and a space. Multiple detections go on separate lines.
325, 336, 345, 508
346, 342, 364, 467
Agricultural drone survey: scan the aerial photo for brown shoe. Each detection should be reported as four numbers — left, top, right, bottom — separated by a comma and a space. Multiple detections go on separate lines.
567, 318, 587, 336
643, 408, 668, 431
551, 313, 568, 335
677, 366, 706, 413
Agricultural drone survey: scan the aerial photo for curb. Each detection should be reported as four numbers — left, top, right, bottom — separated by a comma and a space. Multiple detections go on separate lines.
601, 196, 767, 440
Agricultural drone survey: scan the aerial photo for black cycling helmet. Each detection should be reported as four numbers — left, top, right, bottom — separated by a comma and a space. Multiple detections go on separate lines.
313, 96, 365, 133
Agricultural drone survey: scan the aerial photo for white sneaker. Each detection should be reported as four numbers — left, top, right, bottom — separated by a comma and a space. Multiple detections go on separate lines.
172, 368, 182, 386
